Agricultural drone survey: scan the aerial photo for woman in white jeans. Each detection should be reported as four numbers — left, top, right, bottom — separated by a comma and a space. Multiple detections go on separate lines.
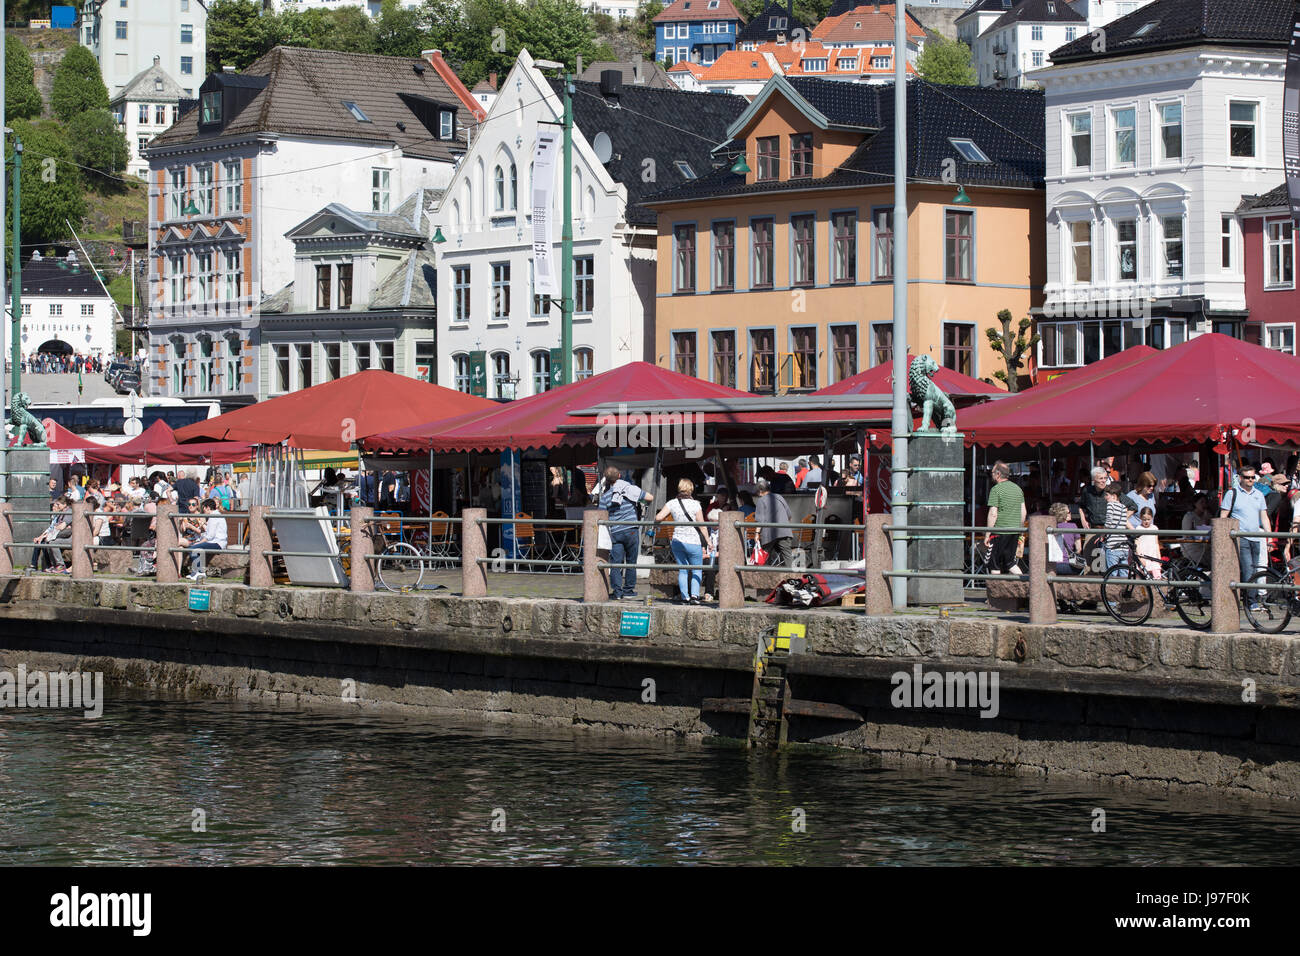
655, 478, 711, 604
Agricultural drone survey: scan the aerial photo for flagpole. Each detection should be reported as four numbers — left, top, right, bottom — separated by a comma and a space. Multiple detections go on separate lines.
889, 1, 910, 609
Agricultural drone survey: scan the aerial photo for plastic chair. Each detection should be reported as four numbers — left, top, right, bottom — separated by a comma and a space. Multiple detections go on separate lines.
428, 510, 453, 567
511, 512, 535, 570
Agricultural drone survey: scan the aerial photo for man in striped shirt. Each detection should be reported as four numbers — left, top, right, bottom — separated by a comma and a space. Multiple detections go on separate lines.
1103, 483, 1130, 573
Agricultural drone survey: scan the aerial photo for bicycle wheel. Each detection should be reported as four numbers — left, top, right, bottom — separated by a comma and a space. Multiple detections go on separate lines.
376, 542, 424, 592
1101, 562, 1153, 625
1243, 569, 1292, 634
1170, 566, 1212, 631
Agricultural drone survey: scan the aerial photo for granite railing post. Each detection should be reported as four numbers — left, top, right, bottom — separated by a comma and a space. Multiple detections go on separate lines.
0, 502, 14, 576
1028, 514, 1055, 625
1210, 516, 1239, 634
349, 505, 374, 593
462, 508, 487, 597
156, 502, 181, 584
582, 508, 609, 603
864, 513, 894, 615
717, 510, 744, 609
248, 505, 274, 589
70, 500, 93, 580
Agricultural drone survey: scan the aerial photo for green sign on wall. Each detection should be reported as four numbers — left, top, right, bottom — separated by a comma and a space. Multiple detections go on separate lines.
549, 348, 564, 387
469, 350, 487, 397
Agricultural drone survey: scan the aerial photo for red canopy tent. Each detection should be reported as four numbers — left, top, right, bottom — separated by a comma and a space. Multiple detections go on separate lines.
366, 362, 751, 454
40, 419, 117, 456
958, 335, 1300, 448
84, 419, 252, 465
815, 354, 1004, 398
173, 370, 496, 451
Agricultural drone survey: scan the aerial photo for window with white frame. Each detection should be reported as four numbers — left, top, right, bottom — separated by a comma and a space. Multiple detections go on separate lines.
138, 104, 148, 124
1040, 322, 1081, 368
1230, 101, 1258, 159
196, 252, 214, 304
194, 163, 213, 215
440, 111, 454, 139
453, 354, 470, 392
1032, 51, 1044, 67
1162, 216, 1184, 278
223, 160, 241, 213
155, 105, 167, 125
575, 347, 594, 380
198, 338, 215, 392
354, 341, 371, 371
1157, 102, 1182, 161
172, 340, 186, 393
371, 168, 390, 212
531, 350, 551, 393
1070, 220, 1092, 284
1031, 25, 1043, 41
575, 255, 594, 312
1267, 324, 1296, 354
274, 344, 290, 392
492, 262, 510, 318
223, 250, 241, 302
1115, 219, 1137, 281
1222, 216, 1234, 270
168, 168, 185, 219
1112, 107, 1135, 166
49, 303, 62, 316
169, 255, 184, 305
1267, 220, 1294, 287
225, 337, 242, 389
80, 303, 93, 316
323, 342, 341, 381
1068, 112, 1091, 170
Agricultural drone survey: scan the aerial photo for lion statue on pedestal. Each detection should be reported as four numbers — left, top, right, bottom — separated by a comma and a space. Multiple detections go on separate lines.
10, 392, 46, 446
908, 355, 957, 435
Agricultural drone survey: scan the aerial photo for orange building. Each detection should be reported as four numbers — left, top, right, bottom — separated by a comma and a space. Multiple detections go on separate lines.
643, 76, 1046, 393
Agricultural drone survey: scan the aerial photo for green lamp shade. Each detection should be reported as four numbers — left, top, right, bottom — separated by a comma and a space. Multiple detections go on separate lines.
730, 154, 750, 175
183, 200, 201, 216
432, 226, 447, 243
953, 185, 973, 205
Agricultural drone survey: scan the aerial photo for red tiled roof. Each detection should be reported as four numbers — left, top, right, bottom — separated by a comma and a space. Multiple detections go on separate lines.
812, 4, 925, 45
655, 0, 745, 24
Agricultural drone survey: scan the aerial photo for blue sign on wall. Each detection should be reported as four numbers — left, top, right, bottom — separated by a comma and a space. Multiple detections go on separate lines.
619, 611, 651, 637
188, 588, 211, 612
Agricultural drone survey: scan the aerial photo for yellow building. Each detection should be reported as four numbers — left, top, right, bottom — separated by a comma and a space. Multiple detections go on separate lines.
643, 76, 1046, 392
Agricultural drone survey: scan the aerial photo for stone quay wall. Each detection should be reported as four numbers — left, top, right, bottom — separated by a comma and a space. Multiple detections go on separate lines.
2, 575, 1299, 800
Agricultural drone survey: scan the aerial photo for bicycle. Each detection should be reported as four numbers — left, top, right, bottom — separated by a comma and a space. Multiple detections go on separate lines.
1240, 556, 1300, 635
369, 518, 432, 592
1100, 543, 1212, 630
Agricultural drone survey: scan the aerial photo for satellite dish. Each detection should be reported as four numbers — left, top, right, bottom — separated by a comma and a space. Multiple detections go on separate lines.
592, 131, 613, 165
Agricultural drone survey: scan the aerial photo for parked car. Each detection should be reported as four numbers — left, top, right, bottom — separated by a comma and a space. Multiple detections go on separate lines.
104, 361, 132, 383
114, 372, 141, 395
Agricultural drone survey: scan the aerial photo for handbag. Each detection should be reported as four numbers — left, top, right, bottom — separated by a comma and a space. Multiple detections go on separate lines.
750, 542, 768, 566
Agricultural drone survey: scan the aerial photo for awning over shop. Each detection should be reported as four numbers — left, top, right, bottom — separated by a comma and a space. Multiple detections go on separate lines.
958, 335, 1300, 448
173, 370, 495, 451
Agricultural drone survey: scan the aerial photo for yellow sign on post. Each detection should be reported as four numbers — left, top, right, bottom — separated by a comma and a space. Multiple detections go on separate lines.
773, 622, 806, 653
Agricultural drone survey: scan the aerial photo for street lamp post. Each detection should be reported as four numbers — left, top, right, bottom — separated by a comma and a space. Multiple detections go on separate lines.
889, 1, 910, 610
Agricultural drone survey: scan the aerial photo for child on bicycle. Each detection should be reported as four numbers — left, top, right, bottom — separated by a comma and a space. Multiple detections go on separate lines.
1134, 507, 1162, 579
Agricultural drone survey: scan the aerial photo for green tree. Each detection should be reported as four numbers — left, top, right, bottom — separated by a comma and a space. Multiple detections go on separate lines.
985, 309, 1039, 393
5, 36, 45, 120
323, 6, 380, 53
515, 0, 597, 72
632, 0, 663, 58
424, 0, 520, 89
6, 120, 87, 247
916, 35, 977, 86
206, 0, 279, 72
375, 0, 428, 57
67, 109, 130, 186
50, 45, 110, 123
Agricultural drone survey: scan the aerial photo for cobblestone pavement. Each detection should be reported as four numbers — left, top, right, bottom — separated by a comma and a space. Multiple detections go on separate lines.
18, 371, 121, 405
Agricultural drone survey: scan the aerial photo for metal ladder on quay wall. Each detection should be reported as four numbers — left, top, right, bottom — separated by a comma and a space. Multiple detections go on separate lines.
746, 624, 806, 749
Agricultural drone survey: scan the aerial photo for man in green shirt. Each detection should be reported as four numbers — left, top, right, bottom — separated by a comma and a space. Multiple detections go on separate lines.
984, 460, 1027, 573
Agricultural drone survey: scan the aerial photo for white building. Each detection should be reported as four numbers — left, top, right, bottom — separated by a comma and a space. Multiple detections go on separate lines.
432, 49, 746, 399
111, 56, 186, 179
967, 0, 1086, 89
142, 47, 481, 406
11, 252, 116, 363
586, 0, 641, 20
1032, 0, 1291, 373
81, 0, 207, 98
267, 0, 423, 15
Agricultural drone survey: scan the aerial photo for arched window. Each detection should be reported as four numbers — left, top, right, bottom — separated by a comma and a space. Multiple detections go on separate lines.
509, 163, 518, 210
574, 347, 594, 380
491, 351, 511, 399
531, 350, 551, 393
494, 165, 505, 211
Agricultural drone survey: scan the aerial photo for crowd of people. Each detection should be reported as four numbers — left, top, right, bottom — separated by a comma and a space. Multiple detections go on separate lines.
33, 467, 249, 580
21, 352, 111, 375
984, 454, 1300, 613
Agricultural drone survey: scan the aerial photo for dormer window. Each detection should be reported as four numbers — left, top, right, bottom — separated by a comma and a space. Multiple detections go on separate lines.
200, 90, 221, 124
344, 101, 370, 122
1046, 1, 1056, 12
439, 110, 453, 138
707, 0, 719, 7
154, 78, 163, 91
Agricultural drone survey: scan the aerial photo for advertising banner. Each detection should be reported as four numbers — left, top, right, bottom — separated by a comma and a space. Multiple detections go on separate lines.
532, 128, 561, 298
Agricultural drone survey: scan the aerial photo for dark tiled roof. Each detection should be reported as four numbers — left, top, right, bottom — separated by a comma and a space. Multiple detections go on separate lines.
260, 249, 437, 314
148, 47, 468, 162
554, 79, 748, 225
15, 256, 111, 298
955, 0, 1015, 22
988, 0, 1084, 31
1237, 183, 1288, 212
736, 1, 806, 44
1050, 0, 1292, 66
784, 76, 886, 127
578, 61, 678, 90
643, 78, 1044, 205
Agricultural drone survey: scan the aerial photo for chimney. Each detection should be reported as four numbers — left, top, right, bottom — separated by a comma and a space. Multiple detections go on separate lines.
489, 71, 498, 90
422, 49, 440, 66
600, 69, 622, 99
222, 65, 235, 73
153, 55, 160, 67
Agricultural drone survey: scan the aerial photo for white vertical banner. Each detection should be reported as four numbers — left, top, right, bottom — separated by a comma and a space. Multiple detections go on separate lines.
532, 128, 561, 298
